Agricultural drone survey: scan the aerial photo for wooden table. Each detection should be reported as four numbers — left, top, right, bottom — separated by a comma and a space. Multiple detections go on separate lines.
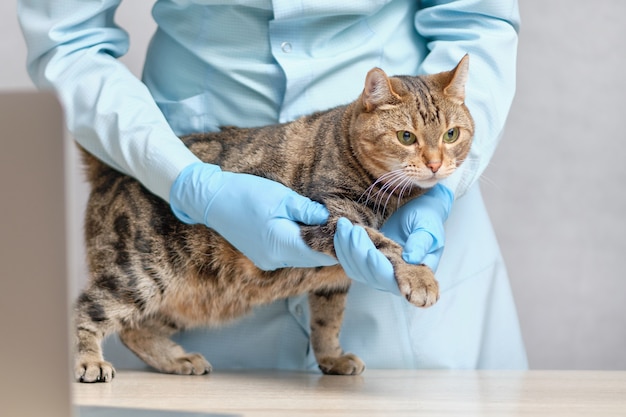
74, 370, 626, 416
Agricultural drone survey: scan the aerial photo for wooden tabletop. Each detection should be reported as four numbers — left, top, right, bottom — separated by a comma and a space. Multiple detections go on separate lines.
73, 369, 626, 416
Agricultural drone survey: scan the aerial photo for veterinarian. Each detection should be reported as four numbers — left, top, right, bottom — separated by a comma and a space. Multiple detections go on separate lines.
19, 0, 527, 369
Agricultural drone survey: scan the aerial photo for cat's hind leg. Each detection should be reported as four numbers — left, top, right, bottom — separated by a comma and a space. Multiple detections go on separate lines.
309, 284, 365, 375
118, 318, 212, 376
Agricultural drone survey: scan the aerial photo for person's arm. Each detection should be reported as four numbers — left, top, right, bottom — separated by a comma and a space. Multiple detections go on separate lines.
415, 0, 521, 198
18, 0, 198, 200
17, 0, 337, 270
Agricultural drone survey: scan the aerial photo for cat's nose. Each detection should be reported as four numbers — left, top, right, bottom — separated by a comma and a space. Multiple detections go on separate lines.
427, 161, 442, 173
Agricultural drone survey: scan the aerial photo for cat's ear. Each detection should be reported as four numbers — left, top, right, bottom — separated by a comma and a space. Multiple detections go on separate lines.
443, 54, 470, 104
363, 68, 401, 112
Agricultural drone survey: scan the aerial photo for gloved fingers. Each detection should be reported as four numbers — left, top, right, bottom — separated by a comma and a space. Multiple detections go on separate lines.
256, 218, 337, 270
402, 229, 435, 265
379, 217, 408, 247
333, 218, 363, 275
334, 218, 398, 294
364, 246, 400, 295
421, 250, 443, 272
281, 191, 330, 226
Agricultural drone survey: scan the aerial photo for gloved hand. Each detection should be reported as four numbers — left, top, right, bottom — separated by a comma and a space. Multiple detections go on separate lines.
334, 218, 400, 295
380, 184, 453, 272
334, 184, 453, 295
169, 162, 337, 270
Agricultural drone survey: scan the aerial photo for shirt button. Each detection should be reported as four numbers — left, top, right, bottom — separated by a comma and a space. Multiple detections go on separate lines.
280, 41, 293, 53
294, 305, 303, 316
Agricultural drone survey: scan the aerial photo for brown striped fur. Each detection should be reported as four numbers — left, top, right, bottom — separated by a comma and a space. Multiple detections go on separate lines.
74, 55, 474, 382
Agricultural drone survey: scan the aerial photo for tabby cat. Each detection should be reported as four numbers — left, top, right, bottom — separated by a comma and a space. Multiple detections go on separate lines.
74, 55, 473, 382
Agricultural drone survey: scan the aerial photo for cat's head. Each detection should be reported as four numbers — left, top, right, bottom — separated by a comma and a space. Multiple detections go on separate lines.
351, 55, 474, 190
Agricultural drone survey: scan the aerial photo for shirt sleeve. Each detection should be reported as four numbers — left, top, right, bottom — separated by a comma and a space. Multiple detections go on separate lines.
414, 0, 521, 198
17, 0, 201, 201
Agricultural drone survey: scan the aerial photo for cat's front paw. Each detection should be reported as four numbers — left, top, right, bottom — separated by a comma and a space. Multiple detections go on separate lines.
318, 353, 365, 376
396, 263, 439, 308
75, 360, 116, 383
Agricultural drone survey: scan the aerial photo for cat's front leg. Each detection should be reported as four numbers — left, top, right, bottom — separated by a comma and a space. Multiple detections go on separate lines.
301, 198, 439, 308
300, 196, 381, 257
364, 227, 440, 307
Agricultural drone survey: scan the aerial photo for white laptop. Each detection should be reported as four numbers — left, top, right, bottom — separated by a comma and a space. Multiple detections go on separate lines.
0, 91, 229, 417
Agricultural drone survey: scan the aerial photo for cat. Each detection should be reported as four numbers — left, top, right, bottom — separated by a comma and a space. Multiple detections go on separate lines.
74, 55, 474, 382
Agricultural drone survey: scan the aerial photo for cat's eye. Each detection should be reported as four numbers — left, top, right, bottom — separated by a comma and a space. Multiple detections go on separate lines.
396, 131, 417, 146
443, 127, 460, 143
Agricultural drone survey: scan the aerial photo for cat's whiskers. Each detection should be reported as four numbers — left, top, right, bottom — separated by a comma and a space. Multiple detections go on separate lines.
371, 180, 398, 214
361, 169, 416, 215
478, 172, 500, 190
360, 170, 404, 206
455, 155, 481, 168
396, 176, 416, 210
453, 155, 501, 190
363, 170, 402, 195
381, 176, 411, 214
380, 179, 402, 214
375, 173, 406, 206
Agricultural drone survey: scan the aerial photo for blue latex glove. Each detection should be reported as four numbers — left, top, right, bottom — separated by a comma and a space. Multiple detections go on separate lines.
334, 184, 453, 295
334, 218, 400, 295
170, 162, 338, 270
380, 184, 454, 272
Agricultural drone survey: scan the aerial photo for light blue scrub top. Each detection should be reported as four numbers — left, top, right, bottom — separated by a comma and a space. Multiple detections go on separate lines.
19, 0, 528, 369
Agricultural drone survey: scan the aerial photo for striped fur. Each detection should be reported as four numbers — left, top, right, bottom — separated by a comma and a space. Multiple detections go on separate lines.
74, 56, 473, 382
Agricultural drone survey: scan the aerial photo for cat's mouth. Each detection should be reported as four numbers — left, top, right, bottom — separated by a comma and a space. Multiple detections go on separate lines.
412, 168, 451, 189
414, 177, 439, 188
410, 170, 443, 189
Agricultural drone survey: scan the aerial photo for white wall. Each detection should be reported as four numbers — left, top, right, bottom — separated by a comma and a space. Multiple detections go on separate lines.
2, 1, 624, 370
482, 1, 626, 370
0, 2, 32, 90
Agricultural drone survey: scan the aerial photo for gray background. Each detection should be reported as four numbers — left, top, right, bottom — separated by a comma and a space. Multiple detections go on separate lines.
2, 1, 624, 370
